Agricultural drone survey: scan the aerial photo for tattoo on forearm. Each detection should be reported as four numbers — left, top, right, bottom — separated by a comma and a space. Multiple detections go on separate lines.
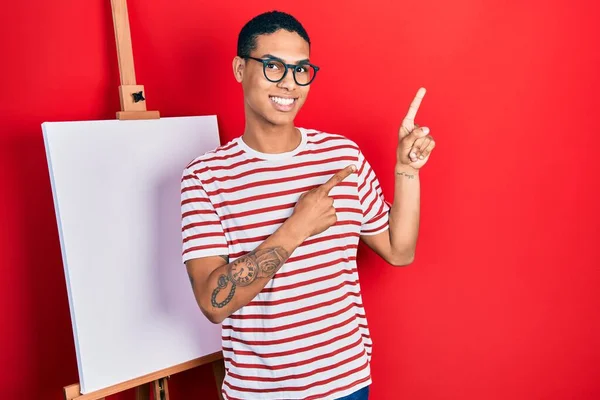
190, 254, 229, 291
211, 274, 235, 308
210, 247, 289, 309
397, 171, 416, 179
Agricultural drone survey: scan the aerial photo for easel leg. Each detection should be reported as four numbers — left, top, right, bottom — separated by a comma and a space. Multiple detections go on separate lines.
135, 384, 150, 400
152, 378, 170, 400
212, 359, 225, 400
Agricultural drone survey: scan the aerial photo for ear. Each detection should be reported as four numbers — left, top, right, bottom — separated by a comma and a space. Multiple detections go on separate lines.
232, 56, 245, 83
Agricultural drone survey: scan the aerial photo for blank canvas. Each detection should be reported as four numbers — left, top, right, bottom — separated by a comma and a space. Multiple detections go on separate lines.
42, 116, 222, 394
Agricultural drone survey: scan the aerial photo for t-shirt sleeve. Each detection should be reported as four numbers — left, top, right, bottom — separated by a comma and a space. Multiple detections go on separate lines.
180, 167, 228, 264
357, 150, 391, 236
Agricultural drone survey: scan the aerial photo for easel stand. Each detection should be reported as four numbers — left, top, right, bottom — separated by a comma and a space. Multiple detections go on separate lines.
63, 0, 225, 399
64, 352, 224, 400
110, 0, 159, 120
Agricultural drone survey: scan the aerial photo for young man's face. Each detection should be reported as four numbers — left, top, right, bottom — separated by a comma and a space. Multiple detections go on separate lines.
234, 29, 312, 127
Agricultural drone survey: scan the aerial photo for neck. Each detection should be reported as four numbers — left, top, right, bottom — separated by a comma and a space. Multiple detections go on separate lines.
242, 114, 300, 154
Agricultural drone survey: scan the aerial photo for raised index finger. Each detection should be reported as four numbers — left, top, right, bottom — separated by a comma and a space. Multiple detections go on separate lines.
403, 87, 427, 123
320, 165, 356, 194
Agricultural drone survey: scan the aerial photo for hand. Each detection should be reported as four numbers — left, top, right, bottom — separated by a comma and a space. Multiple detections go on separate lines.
397, 87, 436, 170
287, 165, 356, 240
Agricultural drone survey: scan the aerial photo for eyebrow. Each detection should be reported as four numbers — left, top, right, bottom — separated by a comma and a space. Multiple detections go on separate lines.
260, 53, 310, 64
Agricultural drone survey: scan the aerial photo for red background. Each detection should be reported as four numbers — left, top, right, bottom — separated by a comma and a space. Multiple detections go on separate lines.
1, 1, 599, 399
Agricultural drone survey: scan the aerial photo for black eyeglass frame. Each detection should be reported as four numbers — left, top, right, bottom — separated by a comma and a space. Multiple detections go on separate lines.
244, 56, 320, 86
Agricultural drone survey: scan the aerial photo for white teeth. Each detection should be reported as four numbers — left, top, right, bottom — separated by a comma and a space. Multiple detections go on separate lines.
270, 96, 295, 106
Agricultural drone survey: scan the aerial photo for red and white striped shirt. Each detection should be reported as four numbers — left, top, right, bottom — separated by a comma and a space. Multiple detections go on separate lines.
181, 128, 390, 399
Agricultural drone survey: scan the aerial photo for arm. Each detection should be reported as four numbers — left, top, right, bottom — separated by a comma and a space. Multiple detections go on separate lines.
361, 87, 435, 266
361, 164, 420, 266
185, 165, 356, 324
186, 221, 303, 324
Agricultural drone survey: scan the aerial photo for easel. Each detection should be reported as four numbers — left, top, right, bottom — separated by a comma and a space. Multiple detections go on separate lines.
110, 0, 159, 120
63, 1, 225, 398
64, 352, 224, 400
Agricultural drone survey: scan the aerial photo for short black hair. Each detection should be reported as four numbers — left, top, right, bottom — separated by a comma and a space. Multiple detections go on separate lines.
237, 11, 311, 58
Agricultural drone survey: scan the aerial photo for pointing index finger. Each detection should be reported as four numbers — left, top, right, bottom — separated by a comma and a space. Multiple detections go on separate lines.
403, 87, 427, 123
321, 165, 356, 194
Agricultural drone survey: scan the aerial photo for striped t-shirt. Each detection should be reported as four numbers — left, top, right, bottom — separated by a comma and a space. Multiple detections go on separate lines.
181, 127, 390, 400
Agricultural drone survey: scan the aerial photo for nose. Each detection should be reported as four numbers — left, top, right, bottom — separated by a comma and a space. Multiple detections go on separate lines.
276, 67, 296, 91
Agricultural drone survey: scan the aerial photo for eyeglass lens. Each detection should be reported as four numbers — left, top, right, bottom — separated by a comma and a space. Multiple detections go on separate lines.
264, 60, 316, 85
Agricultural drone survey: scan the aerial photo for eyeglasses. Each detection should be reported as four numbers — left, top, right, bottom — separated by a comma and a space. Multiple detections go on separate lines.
245, 56, 320, 86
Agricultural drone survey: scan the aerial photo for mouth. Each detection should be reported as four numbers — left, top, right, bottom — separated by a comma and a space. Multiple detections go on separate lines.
269, 95, 298, 111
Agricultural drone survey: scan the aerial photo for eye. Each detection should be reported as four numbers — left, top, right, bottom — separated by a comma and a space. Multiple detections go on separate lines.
295, 65, 307, 73
266, 61, 281, 70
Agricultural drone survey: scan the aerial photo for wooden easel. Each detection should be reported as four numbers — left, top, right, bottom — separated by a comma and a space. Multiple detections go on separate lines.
63, 1, 225, 399
110, 0, 159, 120
64, 352, 225, 400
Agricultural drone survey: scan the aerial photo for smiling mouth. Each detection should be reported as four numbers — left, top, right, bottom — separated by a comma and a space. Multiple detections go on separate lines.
269, 96, 297, 107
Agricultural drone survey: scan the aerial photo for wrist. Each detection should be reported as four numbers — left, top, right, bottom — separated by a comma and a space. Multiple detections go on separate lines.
395, 163, 420, 176
279, 217, 309, 246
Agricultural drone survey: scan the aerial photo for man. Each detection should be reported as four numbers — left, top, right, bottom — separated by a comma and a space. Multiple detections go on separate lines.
181, 10, 435, 400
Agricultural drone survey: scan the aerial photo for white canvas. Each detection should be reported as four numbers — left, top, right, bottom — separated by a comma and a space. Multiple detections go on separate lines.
42, 116, 223, 394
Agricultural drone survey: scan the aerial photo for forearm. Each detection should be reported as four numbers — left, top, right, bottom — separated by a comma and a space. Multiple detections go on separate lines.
388, 163, 421, 261
200, 221, 305, 324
